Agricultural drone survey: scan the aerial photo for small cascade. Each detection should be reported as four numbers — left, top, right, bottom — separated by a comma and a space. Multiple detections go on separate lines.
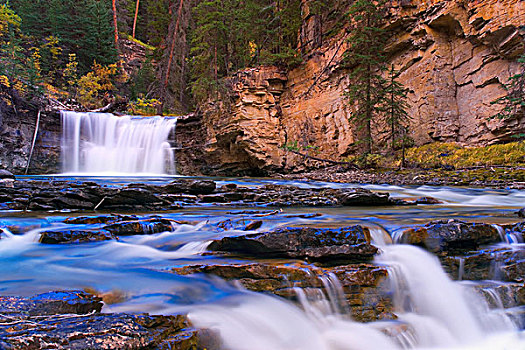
0, 228, 14, 239
457, 257, 465, 281
61, 111, 178, 175
491, 224, 524, 245
376, 245, 517, 347
367, 225, 393, 247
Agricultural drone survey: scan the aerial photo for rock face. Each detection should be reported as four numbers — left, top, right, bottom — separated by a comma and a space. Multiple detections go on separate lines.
208, 225, 378, 263
180, 0, 525, 175
0, 103, 60, 174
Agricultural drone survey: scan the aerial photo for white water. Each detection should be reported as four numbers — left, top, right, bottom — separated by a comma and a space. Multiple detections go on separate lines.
61, 111, 178, 175
188, 244, 522, 350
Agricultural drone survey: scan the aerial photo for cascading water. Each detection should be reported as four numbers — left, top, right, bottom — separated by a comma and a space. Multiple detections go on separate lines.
61, 111, 178, 175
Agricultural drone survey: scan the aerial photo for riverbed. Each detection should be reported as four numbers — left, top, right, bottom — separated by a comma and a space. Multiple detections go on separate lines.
0, 175, 524, 349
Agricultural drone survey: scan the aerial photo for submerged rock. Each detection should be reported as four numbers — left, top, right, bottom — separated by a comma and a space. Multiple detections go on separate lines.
397, 220, 500, 252
0, 290, 205, 349
208, 225, 378, 262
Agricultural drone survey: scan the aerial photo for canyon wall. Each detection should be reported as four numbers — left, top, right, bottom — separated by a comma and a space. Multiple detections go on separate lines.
181, 0, 525, 175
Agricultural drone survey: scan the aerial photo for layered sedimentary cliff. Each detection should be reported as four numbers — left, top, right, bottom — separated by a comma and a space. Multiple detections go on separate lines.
180, 0, 525, 175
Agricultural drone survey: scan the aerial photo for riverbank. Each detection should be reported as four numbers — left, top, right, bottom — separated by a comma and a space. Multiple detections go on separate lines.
280, 165, 525, 189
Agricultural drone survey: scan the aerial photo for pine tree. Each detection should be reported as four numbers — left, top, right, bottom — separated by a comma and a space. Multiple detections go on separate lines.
383, 64, 410, 153
344, 0, 388, 155
492, 55, 525, 122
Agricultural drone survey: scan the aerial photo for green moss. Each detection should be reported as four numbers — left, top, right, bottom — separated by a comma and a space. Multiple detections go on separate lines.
404, 142, 525, 168
123, 33, 156, 52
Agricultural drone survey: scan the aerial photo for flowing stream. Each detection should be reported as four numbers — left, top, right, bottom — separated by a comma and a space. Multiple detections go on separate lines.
0, 176, 524, 349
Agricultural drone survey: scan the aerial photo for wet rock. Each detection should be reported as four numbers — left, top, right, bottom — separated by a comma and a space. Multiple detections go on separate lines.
208, 225, 378, 262
397, 220, 500, 252
104, 218, 174, 236
173, 262, 393, 322
0, 291, 103, 316
0, 291, 204, 349
392, 196, 443, 205
503, 221, 525, 242
64, 214, 138, 225
517, 208, 525, 218
215, 218, 263, 231
442, 247, 525, 282
0, 170, 15, 180
337, 188, 390, 206
99, 188, 169, 209
475, 283, 525, 309
0, 313, 200, 350
164, 179, 217, 195
502, 261, 525, 283
39, 229, 115, 244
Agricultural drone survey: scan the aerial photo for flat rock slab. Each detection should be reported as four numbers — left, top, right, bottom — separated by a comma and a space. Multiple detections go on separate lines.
40, 217, 178, 244
0, 291, 202, 350
208, 225, 378, 262
0, 291, 103, 316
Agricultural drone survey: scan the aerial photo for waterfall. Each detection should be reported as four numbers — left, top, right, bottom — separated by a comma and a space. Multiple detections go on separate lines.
60, 111, 178, 175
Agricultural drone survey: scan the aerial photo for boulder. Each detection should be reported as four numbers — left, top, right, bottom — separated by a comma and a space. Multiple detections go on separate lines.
208, 225, 378, 262
397, 220, 500, 252
39, 229, 115, 244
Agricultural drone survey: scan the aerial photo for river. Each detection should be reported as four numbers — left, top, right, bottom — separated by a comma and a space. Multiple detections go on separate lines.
0, 175, 523, 349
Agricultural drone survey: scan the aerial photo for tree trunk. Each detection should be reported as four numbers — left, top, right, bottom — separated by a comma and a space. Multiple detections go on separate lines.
164, 0, 185, 89
112, 0, 119, 53
365, 62, 372, 154
132, 0, 140, 39
391, 65, 395, 152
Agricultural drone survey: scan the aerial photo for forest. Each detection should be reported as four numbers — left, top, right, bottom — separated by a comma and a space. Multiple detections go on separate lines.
0, 0, 312, 114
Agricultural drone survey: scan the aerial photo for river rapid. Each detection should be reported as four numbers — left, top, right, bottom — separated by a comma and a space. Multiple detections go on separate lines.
0, 175, 524, 350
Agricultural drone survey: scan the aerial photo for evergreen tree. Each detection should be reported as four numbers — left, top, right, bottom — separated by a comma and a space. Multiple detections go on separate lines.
492, 54, 525, 122
343, 0, 388, 154
383, 64, 410, 153
10, 0, 117, 73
